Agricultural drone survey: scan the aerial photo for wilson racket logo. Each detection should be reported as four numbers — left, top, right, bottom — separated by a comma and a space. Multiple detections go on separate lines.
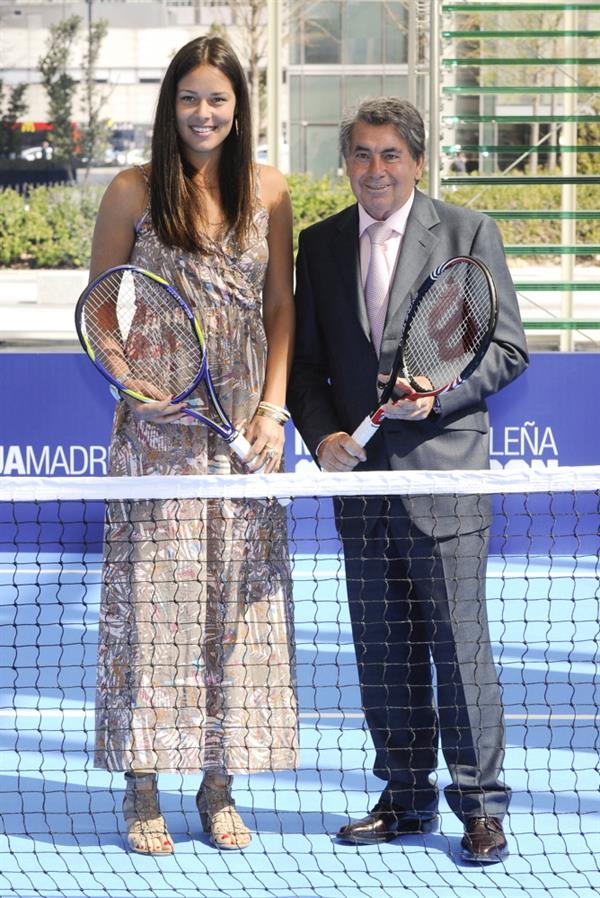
427, 272, 479, 362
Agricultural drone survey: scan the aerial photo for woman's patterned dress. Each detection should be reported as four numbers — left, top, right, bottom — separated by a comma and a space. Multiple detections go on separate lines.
94, 190, 299, 774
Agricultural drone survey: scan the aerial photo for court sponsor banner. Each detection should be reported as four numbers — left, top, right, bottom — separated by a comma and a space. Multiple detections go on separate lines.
1, 352, 599, 476
0, 354, 112, 478
0, 352, 598, 551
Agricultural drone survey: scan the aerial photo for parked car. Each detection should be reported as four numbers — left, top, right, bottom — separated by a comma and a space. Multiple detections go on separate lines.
21, 143, 53, 161
104, 145, 148, 166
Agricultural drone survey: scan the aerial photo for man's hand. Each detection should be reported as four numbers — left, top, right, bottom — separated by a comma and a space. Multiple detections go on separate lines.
317, 432, 367, 472
377, 373, 436, 421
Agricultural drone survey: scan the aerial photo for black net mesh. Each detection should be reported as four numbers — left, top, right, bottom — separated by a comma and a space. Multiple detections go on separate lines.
0, 467, 598, 898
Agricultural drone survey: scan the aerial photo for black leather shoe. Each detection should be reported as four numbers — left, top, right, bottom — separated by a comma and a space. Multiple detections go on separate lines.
337, 804, 439, 844
461, 816, 509, 864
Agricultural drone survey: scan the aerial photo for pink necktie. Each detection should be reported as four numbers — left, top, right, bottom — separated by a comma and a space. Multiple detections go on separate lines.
364, 221, 393, 355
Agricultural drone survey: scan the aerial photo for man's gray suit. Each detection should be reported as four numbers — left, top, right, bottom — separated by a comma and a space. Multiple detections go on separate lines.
287, 189, 529, 821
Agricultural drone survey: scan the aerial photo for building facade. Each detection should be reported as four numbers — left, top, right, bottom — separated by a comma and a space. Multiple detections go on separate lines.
0, 0, 429, 174
287, 0, 427, 175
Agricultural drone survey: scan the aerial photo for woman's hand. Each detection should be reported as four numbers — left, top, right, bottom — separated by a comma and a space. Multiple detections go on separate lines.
123, 394, 188, 424
243, 413, 285, 473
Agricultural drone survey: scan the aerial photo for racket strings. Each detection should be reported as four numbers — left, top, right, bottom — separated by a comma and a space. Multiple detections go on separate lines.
82, 271, 203, 399
404, 263, 493, 390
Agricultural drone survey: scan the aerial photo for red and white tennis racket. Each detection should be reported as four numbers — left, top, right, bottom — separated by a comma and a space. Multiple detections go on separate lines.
352, 256, 498, 447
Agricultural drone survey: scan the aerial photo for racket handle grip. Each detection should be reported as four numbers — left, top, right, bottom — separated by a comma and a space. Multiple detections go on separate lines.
229, 431, 253, 461
351, 411, 384, 448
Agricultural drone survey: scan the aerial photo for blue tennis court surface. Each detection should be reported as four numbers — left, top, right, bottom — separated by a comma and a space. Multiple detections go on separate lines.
0, 552, 598, 898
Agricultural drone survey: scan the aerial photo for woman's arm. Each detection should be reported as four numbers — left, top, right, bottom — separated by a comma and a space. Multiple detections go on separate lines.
258, 164, 295, 405
243, 165, 295, 471
88, 167, 147, 280
88, 166, 186, 424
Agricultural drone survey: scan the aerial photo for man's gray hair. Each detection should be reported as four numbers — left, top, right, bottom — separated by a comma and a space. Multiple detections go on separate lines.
339, 97, 426, 162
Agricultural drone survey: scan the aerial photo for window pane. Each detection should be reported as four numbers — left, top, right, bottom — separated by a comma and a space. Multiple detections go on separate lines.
305, 125, 340, 177
383, 75, 409, 98
344, 0, 382, 65
289, 123, 304, 174
304, 1, 342, 64
344, 76, 383, 110
303, 76, 341, 123
290, 75, 302, 121
384, 1, 408, 63
289, 19, 302, 66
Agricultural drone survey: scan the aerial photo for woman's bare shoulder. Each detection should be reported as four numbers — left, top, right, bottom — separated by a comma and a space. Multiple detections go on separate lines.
256, 164, 290, 212
101, 165, 149, 217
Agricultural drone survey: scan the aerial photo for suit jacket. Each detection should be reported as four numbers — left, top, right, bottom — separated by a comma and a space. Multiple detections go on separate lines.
287, 189, 529, 538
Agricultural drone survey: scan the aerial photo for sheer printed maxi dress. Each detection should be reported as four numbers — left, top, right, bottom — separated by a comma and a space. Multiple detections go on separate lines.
94, 198, 299, 775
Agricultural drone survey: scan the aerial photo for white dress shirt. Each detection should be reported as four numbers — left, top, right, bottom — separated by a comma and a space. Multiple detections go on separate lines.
358, 190, 415, 293
316, 192, 417, 461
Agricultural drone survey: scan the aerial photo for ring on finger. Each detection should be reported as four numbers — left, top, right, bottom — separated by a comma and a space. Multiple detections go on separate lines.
265, 446, 277, 459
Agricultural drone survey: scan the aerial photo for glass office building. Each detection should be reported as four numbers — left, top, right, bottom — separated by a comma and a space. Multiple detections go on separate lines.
287, 1, 426, 176
0, 0, 428, 176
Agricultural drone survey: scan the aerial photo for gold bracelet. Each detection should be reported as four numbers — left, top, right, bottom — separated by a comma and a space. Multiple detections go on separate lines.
258, 400, 290, 421
255, 408, 288, 426
258, 400, 289, 412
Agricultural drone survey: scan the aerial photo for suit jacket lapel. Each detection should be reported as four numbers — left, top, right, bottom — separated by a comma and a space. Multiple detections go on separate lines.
331, 204, 372, 342
381, 190, 441, 356
329, 194, 442, 362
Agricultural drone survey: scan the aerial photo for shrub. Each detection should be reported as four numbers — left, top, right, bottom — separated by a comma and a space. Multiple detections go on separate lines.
288, 173, 354, 255
289, 173, 600, 264
23, 185, 102, 267
448, 177, 600, 263
0, 175, 598, 269
0, 182, 103, 267
0, 187, 28, 265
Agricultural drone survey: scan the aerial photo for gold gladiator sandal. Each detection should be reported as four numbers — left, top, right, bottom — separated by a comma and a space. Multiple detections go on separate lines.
196, 772, 252, 850
122, 771, 174, 855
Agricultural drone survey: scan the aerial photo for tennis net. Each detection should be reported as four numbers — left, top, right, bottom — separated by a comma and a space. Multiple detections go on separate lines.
0, 466, 599, 898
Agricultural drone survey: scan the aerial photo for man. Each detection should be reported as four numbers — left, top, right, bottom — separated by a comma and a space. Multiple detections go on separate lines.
450, 150, 467, 173
287, 97, 528, 864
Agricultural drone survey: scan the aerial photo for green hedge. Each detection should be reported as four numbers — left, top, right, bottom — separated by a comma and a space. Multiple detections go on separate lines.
288, 173, 600, 261
1, 175, 599, 269
287, 173, 355, 255
447, 179, 600, 258
0, 184, 104, 268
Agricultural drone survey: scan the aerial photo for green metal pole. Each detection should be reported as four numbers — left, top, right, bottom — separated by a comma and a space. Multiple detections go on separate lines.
429, 0, 441, 199
561, 6, 577, 351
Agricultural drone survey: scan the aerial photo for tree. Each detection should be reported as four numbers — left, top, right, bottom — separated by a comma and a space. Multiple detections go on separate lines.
38, 15, 81, 179
576, 96, 600, 175
446, 6, 600, 175
80, 16, 110, 172
0, 81, 29, 159
478, 9, 564, 175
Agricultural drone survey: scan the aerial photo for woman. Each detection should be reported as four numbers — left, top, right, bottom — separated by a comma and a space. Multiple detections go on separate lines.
89, 36, 298, 854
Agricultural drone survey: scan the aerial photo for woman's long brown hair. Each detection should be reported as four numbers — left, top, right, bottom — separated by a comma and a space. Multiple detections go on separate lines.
150, 36, 254, 252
